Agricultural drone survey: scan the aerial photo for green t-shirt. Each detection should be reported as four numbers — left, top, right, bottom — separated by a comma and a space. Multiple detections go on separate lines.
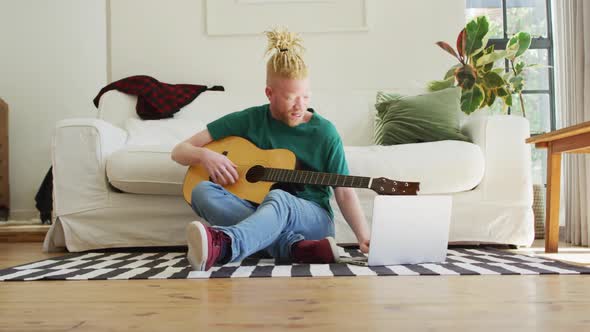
206, 104, 349, 219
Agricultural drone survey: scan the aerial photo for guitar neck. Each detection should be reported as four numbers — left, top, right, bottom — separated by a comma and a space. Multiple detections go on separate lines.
261, 167, 371, 189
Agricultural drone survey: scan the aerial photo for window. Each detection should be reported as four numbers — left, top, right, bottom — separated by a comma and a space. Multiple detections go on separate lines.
466, 0, 555, 186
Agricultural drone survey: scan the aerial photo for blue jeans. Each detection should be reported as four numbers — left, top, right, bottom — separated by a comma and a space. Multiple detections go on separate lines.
190, 181, 335, 262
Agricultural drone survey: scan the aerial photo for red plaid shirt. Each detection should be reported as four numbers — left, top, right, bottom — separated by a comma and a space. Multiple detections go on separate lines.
93, 75, 224, 120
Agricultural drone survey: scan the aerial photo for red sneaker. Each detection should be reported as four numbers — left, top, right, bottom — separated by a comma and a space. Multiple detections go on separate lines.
291, 237, 340, 264
186, 221, 231, 271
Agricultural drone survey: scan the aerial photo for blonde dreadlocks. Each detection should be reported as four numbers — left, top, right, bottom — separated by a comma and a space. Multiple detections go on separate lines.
264, 27, 308, 82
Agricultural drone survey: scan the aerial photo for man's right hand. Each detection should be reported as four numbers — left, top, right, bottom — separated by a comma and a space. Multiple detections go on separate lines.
200, 149, 239, 186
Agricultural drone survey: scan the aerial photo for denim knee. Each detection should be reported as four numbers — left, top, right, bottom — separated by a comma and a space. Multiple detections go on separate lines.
263, 189, 290, 204
191, 181, 218, 208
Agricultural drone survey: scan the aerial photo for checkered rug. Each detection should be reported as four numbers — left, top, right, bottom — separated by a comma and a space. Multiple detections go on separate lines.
1, 247, 588, 281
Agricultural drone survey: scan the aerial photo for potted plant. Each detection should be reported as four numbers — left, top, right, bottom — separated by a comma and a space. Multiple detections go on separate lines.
428, 16, 536, 116
429, 16, 547, 239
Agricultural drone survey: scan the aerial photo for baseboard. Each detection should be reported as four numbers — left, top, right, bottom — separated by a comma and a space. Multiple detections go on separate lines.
0, 225, 49, 242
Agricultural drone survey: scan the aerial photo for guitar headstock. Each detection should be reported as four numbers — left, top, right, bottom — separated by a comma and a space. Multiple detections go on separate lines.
369, 177, 420, 195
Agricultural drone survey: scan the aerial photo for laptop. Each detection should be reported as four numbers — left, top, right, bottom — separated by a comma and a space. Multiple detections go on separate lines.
344, 195, 452, 266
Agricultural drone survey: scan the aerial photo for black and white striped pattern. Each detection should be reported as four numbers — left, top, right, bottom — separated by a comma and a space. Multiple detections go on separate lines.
1, 248, 588, 281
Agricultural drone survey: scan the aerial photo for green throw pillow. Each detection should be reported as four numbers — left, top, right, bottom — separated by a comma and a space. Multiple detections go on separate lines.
374, 87, 471, 145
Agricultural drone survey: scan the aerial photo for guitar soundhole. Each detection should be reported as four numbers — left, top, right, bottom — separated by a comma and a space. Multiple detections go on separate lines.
246, 165, 265, 183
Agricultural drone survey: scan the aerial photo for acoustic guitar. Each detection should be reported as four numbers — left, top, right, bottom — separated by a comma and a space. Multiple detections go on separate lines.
182, 136, 420, 204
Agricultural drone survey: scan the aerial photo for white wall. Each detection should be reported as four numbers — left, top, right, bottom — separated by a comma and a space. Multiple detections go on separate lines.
110, 0, 466, 92
0, 0, 107, 219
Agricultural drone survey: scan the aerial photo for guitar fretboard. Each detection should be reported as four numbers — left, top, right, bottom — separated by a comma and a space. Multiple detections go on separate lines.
261, 168, 371, 189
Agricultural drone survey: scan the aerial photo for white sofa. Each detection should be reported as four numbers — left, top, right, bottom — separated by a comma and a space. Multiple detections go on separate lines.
43, 90, 534, 252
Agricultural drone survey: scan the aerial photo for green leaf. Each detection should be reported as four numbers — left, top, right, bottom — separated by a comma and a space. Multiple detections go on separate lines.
483, 71, 506, 88
475, 50, 507, 67
486, 90, 497, 106
526, 64, 551, 69
514, 61, 525, 75
492, 68, 505, 75
483, 45, 496, 72
472, 44, 494, 67
496, 87, 509, 97
510, 75, 525, 93
471, 50, 484, 67
506, 32, 531, 60
460, 84, 485, 114
465, 16, 490, 57
444, 64, 461, 79
501, 92, 513, 107
455, 64, 478, 89
427, 76, 456, 92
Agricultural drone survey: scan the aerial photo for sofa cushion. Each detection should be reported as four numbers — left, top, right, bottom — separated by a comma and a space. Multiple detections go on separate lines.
106, 145, 187, 195
106, 140, 484, 196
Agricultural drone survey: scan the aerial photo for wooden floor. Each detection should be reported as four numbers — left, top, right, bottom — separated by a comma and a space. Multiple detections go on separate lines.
1, 242, 589, 332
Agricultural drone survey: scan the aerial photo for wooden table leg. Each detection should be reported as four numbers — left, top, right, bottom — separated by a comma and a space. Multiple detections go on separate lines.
545, 144, 562, 253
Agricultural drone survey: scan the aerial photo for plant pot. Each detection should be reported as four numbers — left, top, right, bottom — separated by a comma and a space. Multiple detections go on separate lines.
533, 183, 546, 239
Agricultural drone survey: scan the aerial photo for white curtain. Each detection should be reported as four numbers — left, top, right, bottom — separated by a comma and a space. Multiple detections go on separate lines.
553, 0, 590, 246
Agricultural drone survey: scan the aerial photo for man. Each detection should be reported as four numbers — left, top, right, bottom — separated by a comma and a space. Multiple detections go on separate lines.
171, 28, 370, 271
